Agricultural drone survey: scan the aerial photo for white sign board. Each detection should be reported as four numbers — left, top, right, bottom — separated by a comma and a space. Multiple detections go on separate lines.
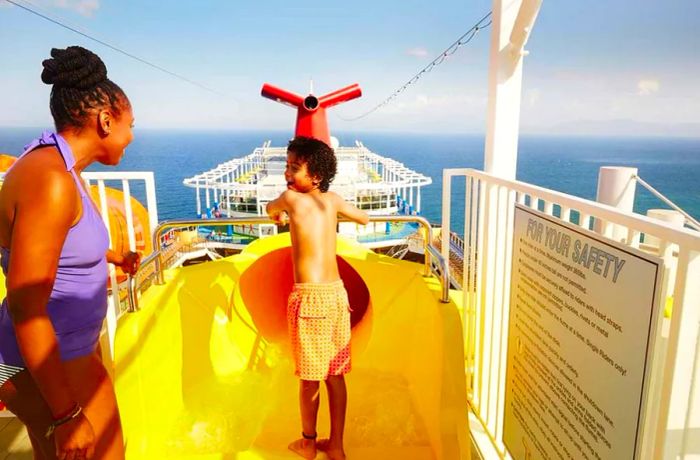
504, 205, 663, 460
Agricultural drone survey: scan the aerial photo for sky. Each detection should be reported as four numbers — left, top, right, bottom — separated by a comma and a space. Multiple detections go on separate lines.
0, 0, 699, 136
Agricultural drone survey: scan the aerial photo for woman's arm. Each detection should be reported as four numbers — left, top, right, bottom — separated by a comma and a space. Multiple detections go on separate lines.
6, 165, 79, 418
105, 249, 122, 265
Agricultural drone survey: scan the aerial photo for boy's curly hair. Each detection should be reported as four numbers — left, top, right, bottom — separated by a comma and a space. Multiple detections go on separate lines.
288, 137, 337, 192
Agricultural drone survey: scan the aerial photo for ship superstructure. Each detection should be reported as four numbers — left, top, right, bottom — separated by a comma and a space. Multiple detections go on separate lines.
182, 140, 432, 241
183, 80, 432, 244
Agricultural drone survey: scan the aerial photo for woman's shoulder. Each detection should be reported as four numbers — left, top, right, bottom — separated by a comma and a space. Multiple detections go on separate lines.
11, 145, 68, 176
4, 147, 75, 199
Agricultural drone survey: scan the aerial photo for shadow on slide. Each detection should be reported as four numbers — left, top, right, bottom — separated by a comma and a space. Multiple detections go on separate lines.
113, 234, 470, 459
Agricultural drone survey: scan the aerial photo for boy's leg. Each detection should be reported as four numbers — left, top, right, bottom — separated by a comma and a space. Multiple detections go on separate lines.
289, 379, 320, 459
300, 379, 321, 437
318, 374, 347, 459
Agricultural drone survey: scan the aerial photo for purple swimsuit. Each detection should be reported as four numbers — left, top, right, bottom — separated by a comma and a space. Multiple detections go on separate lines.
0, 132, 110, 369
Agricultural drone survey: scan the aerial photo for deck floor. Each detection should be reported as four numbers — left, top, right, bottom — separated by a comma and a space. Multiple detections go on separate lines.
1, 414, 482, 459
0, 416, 31, 459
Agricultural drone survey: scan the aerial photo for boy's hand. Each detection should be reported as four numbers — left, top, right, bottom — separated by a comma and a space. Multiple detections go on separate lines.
266, 191, 292, 225
272, 211, 289, 225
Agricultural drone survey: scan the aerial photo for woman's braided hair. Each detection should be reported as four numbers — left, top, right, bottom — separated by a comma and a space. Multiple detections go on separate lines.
41, 46, 129, 131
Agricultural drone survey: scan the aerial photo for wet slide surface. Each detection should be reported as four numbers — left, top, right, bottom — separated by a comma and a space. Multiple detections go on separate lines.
114, 234, 469, 459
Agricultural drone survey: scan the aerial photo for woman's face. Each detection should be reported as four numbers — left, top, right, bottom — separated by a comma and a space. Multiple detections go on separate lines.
100, 104, 134, 165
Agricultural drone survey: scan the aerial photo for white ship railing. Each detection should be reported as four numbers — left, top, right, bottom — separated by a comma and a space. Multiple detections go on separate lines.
181, 141, 432, 216
81, 172, 159, 361
442, 168, 700, 460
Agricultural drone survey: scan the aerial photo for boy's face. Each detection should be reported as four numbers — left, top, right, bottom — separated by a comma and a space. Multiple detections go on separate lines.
285, 151, 319, 193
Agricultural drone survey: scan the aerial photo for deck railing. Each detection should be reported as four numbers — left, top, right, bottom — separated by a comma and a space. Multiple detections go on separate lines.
182, 142, 432, 216
122, 215, 450, 313
442, 168, 700, 460
81, 172, 158, 360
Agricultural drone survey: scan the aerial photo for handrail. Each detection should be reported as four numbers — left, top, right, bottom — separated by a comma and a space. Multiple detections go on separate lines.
458, 168, 700, 250
126, 214, 449, 311
151, 215, 433, 283
426, 244, 451, 303
125, 251, 161, 312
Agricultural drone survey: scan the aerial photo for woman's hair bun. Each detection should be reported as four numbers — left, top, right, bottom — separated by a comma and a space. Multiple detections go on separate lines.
41, 46, 107, 90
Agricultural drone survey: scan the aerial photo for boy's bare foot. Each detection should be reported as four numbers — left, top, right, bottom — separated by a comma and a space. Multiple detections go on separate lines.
317, 439, 346, 460
288, 438, 317, 459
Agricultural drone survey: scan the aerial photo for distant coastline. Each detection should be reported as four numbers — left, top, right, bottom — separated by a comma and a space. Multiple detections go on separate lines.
526, 119, 700, 139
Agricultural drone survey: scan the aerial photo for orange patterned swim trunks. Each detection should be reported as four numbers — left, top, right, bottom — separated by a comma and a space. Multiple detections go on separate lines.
288, 280, 352, 381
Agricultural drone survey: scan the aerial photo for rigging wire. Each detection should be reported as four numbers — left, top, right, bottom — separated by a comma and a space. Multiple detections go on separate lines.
337, 11, 492, 122
3, 0, 233, 100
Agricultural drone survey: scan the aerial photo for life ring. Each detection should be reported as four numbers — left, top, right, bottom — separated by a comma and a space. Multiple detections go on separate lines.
88, 186, 152, 282
0, 154, 17, 173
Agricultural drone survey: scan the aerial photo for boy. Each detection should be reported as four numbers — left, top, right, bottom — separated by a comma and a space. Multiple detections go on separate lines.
266, 137, 369, 460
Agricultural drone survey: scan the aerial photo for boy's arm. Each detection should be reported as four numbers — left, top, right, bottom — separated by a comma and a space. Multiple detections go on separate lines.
334, 193, 370, 225
266, 191, 291, 223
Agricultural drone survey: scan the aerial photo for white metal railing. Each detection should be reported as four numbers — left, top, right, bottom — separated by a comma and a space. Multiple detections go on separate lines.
442, 168, 700, 460
182, 143, 432, 191
181, 141, 432, 217
123, 214, 449, 315
437, 229, 466, 256
81, 171, 158, 360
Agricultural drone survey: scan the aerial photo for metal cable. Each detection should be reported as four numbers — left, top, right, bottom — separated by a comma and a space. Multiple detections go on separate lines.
337, 11, 492, 121
635, 175, 700, 231
4, 0, 233, 100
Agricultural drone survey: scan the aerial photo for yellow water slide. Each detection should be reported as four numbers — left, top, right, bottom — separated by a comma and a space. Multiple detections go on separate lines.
114, 234, 470, 459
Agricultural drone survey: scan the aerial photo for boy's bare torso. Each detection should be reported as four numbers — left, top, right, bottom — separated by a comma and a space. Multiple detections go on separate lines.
286, 189, 341, 283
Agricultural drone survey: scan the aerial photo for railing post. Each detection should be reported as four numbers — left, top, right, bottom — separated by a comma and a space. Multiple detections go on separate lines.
152, 230, 165, 285
442, 170, 452, 264
653, 249, 700, 459
595, 166, 637, 241
646, 209, 685, 299
126, 275, 138, 312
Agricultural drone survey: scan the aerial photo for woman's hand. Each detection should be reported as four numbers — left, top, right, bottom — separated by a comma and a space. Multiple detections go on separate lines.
118, 251, 141, 275
54, 412, 95, 460
107, 250, 141, 275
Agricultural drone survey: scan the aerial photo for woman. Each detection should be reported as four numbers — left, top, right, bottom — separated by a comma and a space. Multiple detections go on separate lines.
0, 46, 138, 459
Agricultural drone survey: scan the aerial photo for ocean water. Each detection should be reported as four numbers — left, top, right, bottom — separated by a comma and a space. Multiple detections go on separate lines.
1, 128, 698, 233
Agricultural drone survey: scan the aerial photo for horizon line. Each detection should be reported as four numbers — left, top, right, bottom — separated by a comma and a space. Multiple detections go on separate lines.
0, 125, 699, 140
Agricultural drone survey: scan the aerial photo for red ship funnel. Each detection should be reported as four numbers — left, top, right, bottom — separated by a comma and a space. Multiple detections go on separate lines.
261, 83, 362, 146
